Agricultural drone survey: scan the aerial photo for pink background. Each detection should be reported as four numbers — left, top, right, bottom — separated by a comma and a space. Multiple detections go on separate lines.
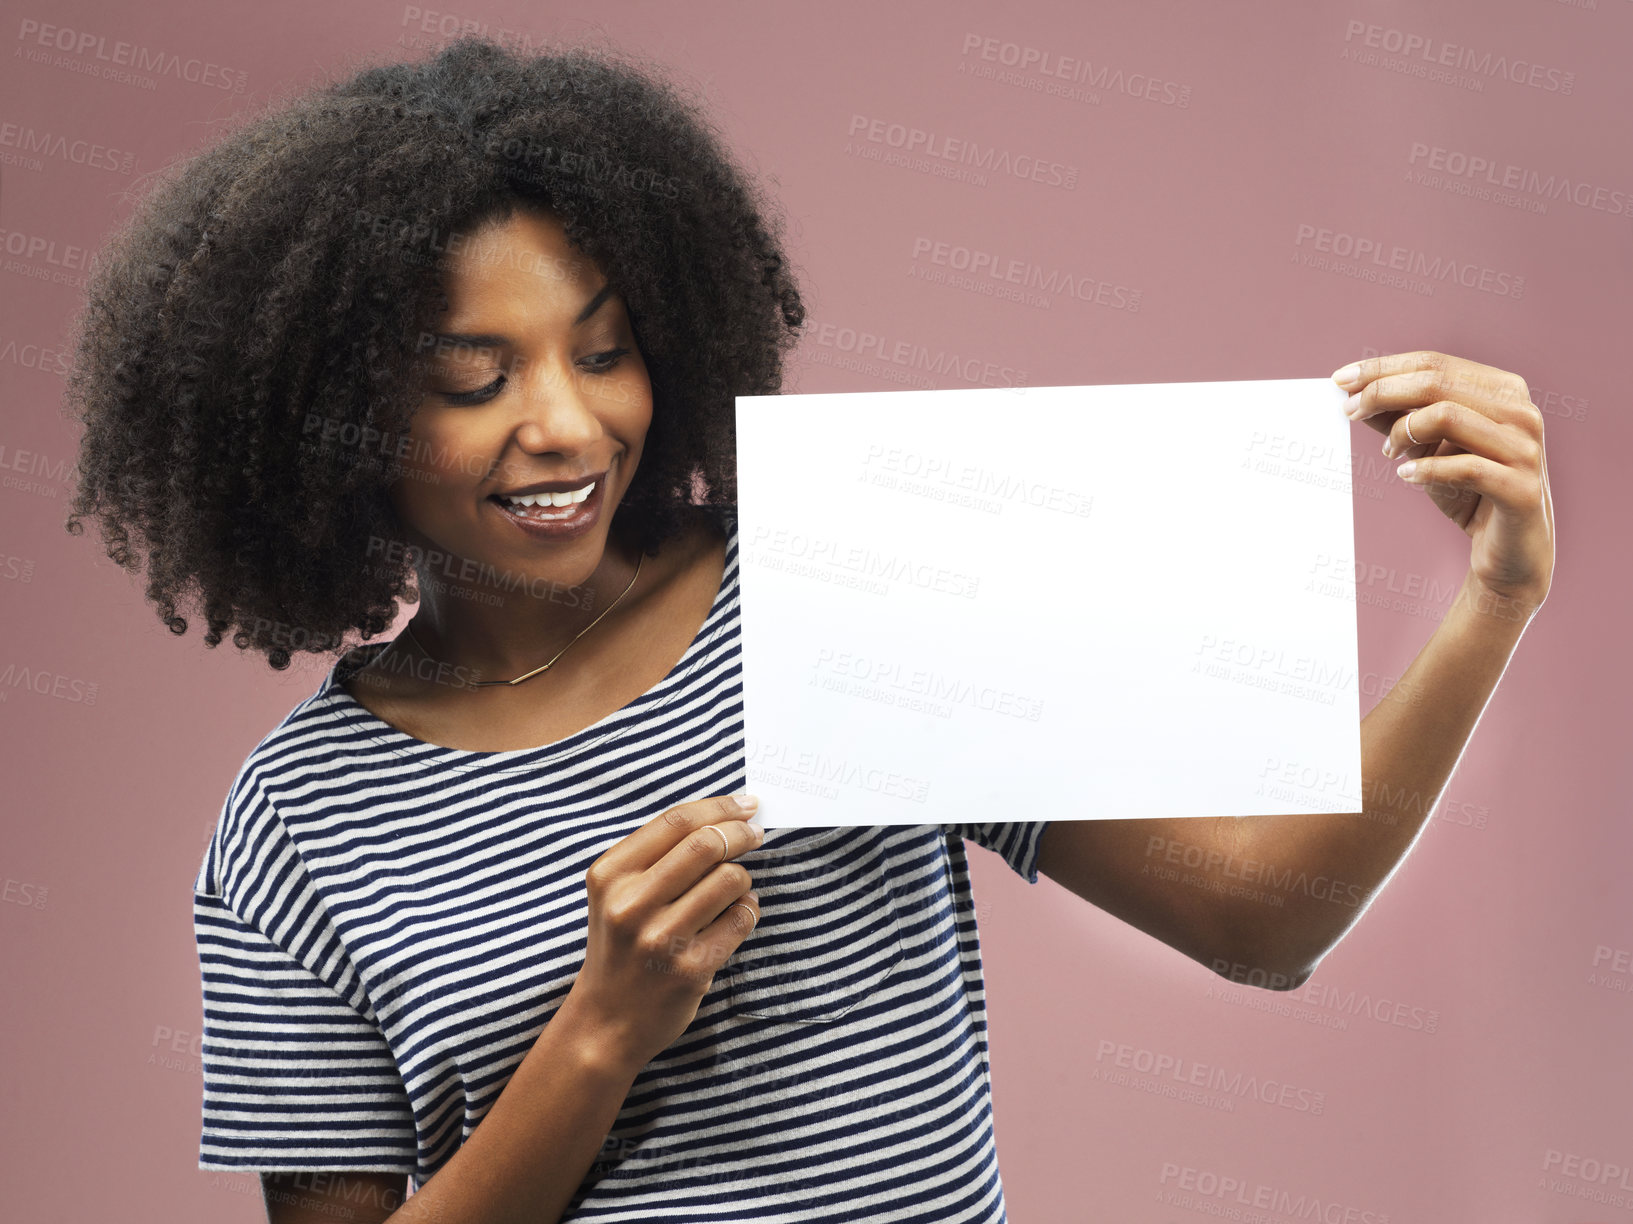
3, 0, 1628, 1219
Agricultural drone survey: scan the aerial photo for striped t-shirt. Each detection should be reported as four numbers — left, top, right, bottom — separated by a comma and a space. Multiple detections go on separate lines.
193, 512, 1049, 1222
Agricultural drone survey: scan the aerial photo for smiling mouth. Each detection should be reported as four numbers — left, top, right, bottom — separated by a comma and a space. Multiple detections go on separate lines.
489, 479, 597, 519
485, 476, 607, 534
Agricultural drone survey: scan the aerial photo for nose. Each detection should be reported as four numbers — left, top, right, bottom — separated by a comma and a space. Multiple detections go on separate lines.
506, 351, 603, 458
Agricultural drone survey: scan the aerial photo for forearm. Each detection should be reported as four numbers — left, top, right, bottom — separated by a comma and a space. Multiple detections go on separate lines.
1224, 568, 1539, 981
386, 991, 643, 1224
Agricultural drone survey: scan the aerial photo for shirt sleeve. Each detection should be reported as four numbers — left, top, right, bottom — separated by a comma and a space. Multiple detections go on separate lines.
943, 821, 1050, 885
194, 890, 419, 1172
193, 774, 418, 1174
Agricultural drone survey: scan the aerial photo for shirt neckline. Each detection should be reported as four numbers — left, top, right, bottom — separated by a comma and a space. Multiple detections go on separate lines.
313, 519, 737, 773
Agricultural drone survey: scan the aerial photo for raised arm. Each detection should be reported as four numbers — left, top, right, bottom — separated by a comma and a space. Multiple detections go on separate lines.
1035, 351, 1555, 989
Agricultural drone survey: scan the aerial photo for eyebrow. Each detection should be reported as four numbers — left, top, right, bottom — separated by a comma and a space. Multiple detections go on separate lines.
574, 282, 615, 325
433, 282, 616, 350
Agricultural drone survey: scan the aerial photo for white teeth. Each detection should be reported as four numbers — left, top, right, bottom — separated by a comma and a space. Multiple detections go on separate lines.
501, 481, 595, 508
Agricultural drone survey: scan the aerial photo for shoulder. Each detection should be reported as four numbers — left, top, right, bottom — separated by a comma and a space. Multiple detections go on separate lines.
333, 635, 418, 727
683, 505, 736, 582
634, 505, 731, 602
685, 505, 733, 568
194, 735, 290, 900
194, 677, 360, 897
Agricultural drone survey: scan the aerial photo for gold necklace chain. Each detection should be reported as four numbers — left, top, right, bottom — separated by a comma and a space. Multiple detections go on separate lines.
402, 550, 644, 687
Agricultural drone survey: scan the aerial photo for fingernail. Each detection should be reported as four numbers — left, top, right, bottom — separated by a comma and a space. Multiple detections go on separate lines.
1396, 460, 1419, 480
732, 792, 760, 814
1331, 363, 1361, 388
1343, 391, 1363, 419
747, 815, 765, 837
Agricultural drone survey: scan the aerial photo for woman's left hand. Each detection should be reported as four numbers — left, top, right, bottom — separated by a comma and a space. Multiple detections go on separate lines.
1333, 350, 1556, 614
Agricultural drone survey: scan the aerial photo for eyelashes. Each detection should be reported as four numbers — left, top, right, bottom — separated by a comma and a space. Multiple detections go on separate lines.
581, 347, 632, 374
437, 348, 633, 405
440, 376, 504, 406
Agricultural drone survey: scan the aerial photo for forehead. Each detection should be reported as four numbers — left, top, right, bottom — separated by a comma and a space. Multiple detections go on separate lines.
437, 208, 603, 310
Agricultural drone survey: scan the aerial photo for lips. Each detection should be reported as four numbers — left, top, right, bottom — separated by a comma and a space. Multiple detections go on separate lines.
486, 474, 606, 541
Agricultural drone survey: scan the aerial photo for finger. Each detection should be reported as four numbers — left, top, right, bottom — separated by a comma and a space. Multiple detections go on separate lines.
1337, 352, 1534, 427
643, 814, 763, 904
1381, 401, 1536, 465
1332, 351, 1444, 396
1333, 350, 1528, 400
678, 889, 761, 978
1395, 452, 1541, 512
662, 859, 757, 940
600, 795, 760, 876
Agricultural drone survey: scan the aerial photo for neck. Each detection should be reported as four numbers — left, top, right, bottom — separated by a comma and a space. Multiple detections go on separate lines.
404, 518, 646, 684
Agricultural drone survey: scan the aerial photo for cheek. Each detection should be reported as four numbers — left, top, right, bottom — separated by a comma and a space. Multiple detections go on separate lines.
397, 409, 490, 493
609, 371, 654, 430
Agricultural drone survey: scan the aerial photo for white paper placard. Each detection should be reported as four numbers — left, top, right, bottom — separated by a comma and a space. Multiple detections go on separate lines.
734, 379, 1362, 830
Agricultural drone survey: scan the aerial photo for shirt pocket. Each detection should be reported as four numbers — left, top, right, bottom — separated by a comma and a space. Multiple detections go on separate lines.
724, 824, 905, 1024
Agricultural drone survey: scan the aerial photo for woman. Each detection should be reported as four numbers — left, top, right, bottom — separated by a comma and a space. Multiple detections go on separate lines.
62, 35, 1554, 1224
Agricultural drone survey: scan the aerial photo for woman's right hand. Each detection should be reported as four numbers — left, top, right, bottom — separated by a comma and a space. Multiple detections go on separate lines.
563, 794, 764, 1075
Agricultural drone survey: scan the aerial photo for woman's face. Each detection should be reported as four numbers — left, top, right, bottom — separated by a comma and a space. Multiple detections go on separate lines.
388, 207, 653, 591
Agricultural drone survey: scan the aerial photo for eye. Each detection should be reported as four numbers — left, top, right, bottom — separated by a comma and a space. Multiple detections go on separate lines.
439, 375, 505, 405
580, 347, 631, 373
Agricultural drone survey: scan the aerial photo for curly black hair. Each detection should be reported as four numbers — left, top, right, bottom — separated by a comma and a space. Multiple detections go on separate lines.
62, 35, 804, 670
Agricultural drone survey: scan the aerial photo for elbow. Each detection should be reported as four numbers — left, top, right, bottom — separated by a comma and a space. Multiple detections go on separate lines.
1268, 963, 1315, 992
1202, 950, 1316, 993
1202, 909, 1342, 992
1195, 904, 1338, 991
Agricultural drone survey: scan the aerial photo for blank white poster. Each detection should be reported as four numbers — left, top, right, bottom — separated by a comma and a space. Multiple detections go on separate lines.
734, 379, 1362, 830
